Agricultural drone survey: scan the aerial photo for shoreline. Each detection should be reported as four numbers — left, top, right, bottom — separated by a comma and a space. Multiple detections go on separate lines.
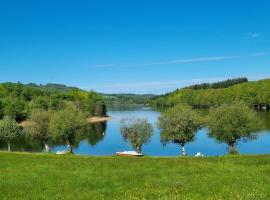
87, 116, 113, 123
19, 116, 113, 127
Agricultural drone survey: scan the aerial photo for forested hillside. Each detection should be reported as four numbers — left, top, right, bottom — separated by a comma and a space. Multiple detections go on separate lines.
150, 78, 270, 109
103, 93, 156, 109
185, 77, 248, 90
0, 82, 106, 121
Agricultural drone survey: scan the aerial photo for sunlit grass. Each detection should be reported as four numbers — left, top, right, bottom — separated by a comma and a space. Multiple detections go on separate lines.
0, 152, 270, 199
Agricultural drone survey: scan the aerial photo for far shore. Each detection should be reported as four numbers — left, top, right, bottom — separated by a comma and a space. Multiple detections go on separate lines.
19, 116, 113, 127
87, 116, 113, 123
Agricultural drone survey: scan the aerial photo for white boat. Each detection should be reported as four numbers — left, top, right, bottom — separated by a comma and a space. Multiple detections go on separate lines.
195, 152, 204, 157
56, 150, 68, 155
116, 151, 143, 157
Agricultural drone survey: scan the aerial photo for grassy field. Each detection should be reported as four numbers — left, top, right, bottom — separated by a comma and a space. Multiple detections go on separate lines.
0, 152, 270, 200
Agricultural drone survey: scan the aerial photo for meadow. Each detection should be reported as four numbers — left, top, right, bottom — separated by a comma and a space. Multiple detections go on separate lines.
1, 152, 270, 199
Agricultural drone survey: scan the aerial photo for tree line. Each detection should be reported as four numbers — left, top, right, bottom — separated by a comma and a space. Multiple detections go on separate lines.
150, 79, 270, 109
0, 105, 107, 153
0, 82, 107, 121
120, 102, 262, 155
0, 101, 263, 156
185, 77, 248, 90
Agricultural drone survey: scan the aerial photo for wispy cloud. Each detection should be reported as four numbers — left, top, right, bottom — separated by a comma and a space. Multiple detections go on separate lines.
89, 74, 270, 94
89, 51, 268, 68
90, 77, 228, 94
248, 32, 260, 38
89, 64, 116, 68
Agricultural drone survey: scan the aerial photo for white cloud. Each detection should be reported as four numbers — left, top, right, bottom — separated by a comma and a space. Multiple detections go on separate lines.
248, 32, 260, 38
87, 74, 270, 94
90, 77, 228, 94
88, 51, 268, 68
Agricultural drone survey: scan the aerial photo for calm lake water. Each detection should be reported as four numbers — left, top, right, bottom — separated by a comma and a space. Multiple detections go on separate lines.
1, 108, 270, 156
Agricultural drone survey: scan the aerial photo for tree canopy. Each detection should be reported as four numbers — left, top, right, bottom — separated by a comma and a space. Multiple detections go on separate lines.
49, 105, 87, 153
158, 104, 201, 156
0, 116, 22, 151
0, 82, 107, 121
207, 102, 262, 154
151, 79, 270, 109
120, 117, 153, 153
26, 109, 52, 152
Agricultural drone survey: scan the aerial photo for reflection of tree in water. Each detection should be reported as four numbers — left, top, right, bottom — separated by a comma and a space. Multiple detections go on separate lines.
257, 111, 270, 130
86, 122, 107, 146
0, 135, 43, 152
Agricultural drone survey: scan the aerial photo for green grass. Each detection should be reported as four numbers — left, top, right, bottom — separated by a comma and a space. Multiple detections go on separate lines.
1, 152, 270, 200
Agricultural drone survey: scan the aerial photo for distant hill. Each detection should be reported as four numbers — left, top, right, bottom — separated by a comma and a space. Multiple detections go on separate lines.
0, 82, 106, 121
102, 93, 157, 109
26, 83, 80, 93
150, 78, 270, 109
184, 77, 248, 90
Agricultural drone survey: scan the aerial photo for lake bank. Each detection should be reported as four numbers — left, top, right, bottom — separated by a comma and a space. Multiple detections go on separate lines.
87, 116, 113, 123
18, 116, 113, 128
0, 152, 269, 199
4, 108, 270, 156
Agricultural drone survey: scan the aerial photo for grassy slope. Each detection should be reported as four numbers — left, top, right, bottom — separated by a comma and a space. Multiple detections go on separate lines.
151, 79, 270, 107
1, 152, 270, 200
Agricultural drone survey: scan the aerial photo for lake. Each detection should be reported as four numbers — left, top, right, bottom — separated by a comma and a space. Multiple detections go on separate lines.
1, 108, 270, 156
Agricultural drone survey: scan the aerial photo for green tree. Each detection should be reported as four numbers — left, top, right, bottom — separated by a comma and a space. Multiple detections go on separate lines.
158, 104, 200, 156
0, 100, 3, 119
49, 106, 87, 153
30, 96, 48, 110
0, 116, 22, 151
207, 102, 262, 154
26, 109, 52, 152
2, 98, 28, 121
84, 92, 105, 116
120, 117, 153, 153
93, 101, 107, 117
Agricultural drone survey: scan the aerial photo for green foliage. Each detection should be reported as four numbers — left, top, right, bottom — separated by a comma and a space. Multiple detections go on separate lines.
49, 106, 87, 153
26, 109, 52, 152
84, 92, 105, 116
158, 104, 200, 156
120, 117, 153, 153
0, 116, 22, 151
86, 122, 107, 146
104, 93, 157, 108
207, 102, 262, 154
0, 116, 22, 140
93, 101, 107, 117
0, 82, 106, 120
0, 100, 3, 119
151, 79, 270, 109
2, 97, 29, 121
185, 77, 248, 90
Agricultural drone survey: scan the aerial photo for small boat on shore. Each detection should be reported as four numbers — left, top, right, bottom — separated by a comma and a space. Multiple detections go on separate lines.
195, 152, 204, 157
116, 151, 143, 157
56, 150, 68, 155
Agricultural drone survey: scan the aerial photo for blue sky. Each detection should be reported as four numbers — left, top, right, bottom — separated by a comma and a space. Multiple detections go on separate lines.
0, 0, 269, 94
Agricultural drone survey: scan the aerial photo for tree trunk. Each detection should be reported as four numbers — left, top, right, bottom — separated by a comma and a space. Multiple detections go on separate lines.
8, 140, 10, 152
229, 142, 237, 154
44, 142, 51, 153
181, 145, 186, 156
136, 146, 141, 154
67, 142, 73, 154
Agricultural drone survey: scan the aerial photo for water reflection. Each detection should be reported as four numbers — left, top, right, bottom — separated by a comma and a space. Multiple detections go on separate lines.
0, 122, 107, 152
257, 111, 270, 130
85, 122, 107, 146
0, 108, 270, 156
0, 135, 43, 152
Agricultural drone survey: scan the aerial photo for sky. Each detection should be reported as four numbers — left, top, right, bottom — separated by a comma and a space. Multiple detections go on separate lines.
0, 0, 269, 94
